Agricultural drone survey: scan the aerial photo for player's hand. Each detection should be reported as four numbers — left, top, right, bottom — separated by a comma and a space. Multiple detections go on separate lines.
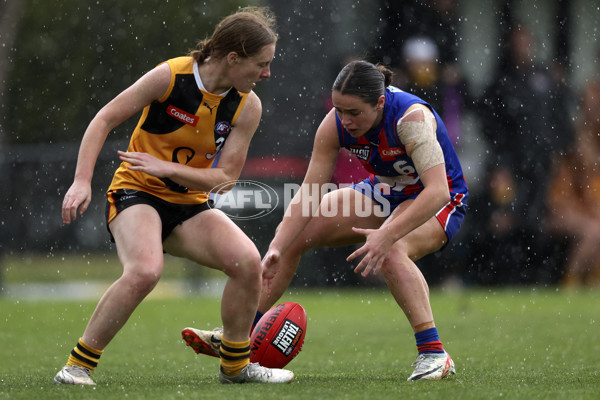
347, 227, 394, 277
62, 180, 92, 224
118, 150, 170, 178
261, 248, 281, 295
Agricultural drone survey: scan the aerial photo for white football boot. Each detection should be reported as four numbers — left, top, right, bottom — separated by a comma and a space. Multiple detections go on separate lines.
407, 352, 456, 381
219, 363, 294, 384
181, 327, 222, 358
54, 365, 96, 386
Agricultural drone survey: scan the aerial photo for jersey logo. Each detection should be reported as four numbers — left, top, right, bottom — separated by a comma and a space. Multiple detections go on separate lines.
206, 137, 224, 160
349, 144, 371, 162
214, 121, 231, 135
203, 102, 217, 114
167, 105, 199, 127
206, 122, 232, 160
159, 147, 195, 193
379, 147, 405, 161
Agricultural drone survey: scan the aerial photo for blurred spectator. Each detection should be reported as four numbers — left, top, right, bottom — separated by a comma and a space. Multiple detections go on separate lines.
393, 36, 470, 148
546, 55, 600, 288
373, 0, 460, 66
373, 1, 468, 147
475, 25, 574, 284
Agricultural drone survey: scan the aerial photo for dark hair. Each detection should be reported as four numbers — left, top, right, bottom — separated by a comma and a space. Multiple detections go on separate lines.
189, 7, 277, 63
332, 60, 393, 105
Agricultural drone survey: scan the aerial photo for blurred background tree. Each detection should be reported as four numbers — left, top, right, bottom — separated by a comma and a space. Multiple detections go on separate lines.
2, 0, 256, 145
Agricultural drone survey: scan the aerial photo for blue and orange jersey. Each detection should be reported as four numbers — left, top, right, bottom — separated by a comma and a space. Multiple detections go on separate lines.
335, 86, 468, 198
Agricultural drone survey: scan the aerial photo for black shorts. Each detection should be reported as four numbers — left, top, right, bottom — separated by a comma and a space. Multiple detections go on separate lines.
105, 189, 212, 242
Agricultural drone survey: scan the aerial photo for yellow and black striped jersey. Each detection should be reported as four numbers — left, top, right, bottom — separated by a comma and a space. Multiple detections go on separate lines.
108, 56, 249, 204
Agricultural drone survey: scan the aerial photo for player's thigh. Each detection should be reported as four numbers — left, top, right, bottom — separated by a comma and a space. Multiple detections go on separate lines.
299, 187, 387, 250
402, 217, 447, 261
108, 204, 164, 272
164, 208, 259, 272
387, 201, 448, 261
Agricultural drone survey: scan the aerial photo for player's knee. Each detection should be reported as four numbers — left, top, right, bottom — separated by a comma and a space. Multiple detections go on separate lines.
122, 259, 164, 295
380, 243, 411, 274
224, 247, 262, 282
390, 240, 410, 259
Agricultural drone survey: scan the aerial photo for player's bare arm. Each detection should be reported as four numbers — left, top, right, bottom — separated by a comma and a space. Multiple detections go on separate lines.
62, 63, 171, 224
263, 109, 340, 270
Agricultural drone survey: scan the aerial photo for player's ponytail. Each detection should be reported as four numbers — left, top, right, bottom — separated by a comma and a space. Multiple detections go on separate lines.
376, 64, 394, 88
193, 40, 213, 63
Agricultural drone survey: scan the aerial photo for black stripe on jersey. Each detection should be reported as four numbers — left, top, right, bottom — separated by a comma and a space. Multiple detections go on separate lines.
210, 89, 243, 152
215, 89, 243, 124
141, 74, 203, 134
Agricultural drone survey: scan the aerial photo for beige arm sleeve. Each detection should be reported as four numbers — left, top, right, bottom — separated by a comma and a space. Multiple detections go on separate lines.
396, 109, 445, 175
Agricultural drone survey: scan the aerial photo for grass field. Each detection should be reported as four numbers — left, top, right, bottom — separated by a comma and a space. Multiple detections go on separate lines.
1, 282, 599, 400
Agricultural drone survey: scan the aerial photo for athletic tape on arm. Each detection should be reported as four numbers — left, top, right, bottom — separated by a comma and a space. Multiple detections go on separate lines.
396, 110, 445, 174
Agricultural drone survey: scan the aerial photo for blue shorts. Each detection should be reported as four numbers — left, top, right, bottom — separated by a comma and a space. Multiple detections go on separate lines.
351, 176, 468, 243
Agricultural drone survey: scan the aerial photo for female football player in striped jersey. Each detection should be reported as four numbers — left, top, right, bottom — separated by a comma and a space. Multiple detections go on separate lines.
55, 7, 294, 386
185, 60, 468, 381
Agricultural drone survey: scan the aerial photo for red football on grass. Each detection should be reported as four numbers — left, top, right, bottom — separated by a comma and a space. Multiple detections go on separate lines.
250, 302, 307, 368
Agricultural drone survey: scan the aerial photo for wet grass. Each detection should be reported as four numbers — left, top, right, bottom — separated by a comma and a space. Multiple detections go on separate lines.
0, 252, 217, 283
1, 287, 599, 399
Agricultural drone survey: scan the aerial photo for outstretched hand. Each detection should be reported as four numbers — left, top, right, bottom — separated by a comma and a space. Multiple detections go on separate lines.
62, 181, 92, 224
347, 226, 394, 277
261, 249, 281, 296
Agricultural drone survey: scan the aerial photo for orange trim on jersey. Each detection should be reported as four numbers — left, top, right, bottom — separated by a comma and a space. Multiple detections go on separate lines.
158, 60, 177, 102
106, 190, 118, 225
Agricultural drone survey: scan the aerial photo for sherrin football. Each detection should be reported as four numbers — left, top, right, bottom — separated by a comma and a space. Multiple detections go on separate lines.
250, 302, 307, 368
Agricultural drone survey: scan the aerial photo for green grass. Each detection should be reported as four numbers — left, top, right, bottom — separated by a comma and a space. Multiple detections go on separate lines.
1, 253, 217, 283
1, 287, 599, 399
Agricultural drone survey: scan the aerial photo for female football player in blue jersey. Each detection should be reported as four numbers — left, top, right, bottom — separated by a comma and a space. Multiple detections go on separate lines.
54, 7, 294, 386
263, 60, 468, 380
185, 59, 468, 381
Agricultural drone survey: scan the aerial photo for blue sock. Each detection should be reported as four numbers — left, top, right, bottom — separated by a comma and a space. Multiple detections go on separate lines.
415, 327, 444, 354
252, 310, 264, 328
